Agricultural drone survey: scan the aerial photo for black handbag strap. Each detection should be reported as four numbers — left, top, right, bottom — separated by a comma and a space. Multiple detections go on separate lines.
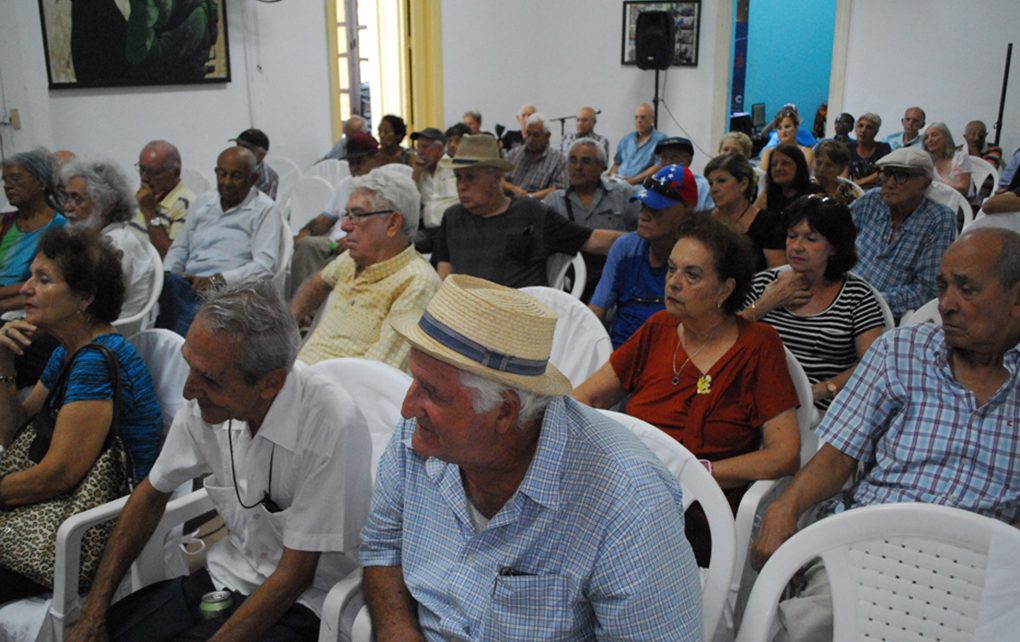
563, 195, 576, 222
29, 342, 130, 476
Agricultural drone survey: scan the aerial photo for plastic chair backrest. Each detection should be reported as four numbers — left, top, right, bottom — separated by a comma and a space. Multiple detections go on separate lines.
287, 175, 335, 230
846, 272, 895, 330
112, 241, 164, 338
968, 155, 999, 195
306, 159, 349, 186
597, 409, 735, 642
899, 297, 941, 327
307, 358, 411, 482
925, 181, 973, 233
179, 168, 211, 196
275, 166, 302, 213
735, 502, 1020, 642
546, 252, 587, 299
265, 155, 301, 180
964, 209, 1020, 234
127, 329, 188, 431
520, 286, 611, 387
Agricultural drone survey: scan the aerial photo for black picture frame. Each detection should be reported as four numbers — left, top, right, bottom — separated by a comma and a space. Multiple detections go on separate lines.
621, 1, 701, 67
37, 0, 231, 89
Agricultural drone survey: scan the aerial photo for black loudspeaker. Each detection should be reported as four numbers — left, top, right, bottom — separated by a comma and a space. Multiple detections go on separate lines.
635, 11, 675, 70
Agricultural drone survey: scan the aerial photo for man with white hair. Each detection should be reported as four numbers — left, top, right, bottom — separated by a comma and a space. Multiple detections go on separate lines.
360, 274, 702, 641
610, 102, 667, 185
884, 106, 926, 151
291, 167, 440, 371
71, 282, 372, 641
503, 112, 566, 200
61, 158, 156, 319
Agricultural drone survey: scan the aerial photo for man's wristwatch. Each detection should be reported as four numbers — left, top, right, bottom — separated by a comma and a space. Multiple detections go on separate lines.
148, 215, 170, 229
208, 273, 226, 288
825, 381, 838, 399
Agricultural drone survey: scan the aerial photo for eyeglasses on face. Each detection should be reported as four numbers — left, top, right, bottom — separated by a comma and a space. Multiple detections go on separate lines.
342, 208, 394, 223
878, 169, 921, 185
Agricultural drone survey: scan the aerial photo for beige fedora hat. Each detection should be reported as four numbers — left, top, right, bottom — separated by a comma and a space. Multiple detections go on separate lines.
438, 134, 514, 172
390, 274, 571, 396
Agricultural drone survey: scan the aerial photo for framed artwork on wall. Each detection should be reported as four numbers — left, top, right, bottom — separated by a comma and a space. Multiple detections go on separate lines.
37, 0, 231, 89
621, 1, 702, 67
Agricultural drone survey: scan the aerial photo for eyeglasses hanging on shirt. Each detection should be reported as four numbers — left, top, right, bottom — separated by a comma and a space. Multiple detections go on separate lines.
227, 419, 282, 513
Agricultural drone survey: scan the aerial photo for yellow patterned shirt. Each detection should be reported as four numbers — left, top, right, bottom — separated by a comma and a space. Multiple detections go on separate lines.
297, 245, 440, 371
129, 180, 196, 242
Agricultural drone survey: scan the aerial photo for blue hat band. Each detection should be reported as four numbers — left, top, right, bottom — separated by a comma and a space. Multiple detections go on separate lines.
417, 311, 548, 376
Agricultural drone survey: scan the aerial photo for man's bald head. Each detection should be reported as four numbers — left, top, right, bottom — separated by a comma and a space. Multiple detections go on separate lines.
576, 107, 597, 136
215, 146, 258, 209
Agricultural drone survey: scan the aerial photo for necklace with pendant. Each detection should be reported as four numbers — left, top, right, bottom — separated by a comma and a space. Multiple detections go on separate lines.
671, 323, 721, 393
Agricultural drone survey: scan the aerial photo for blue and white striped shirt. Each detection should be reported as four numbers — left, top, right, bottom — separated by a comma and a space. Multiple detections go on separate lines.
361, 396, 702, 641
819, 324, 1020, 524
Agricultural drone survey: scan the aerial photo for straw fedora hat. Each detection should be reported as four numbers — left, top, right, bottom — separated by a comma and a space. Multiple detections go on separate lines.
438, 134, 513, 172
390, 274, 571, 396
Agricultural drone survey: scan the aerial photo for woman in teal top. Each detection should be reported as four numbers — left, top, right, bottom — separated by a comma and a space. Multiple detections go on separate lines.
1, 148, 67, 313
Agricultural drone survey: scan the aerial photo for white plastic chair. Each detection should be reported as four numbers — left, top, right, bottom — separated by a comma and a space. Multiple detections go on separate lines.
272, 217, 294, 298
735, 502, 1020, 642
728, 348, 818, 630
306, 159, 349, 186
963, 209, 1020, 234
968, 155, 1000, 196
179, 168, 211, 196
112, 242, 163, 339
899, 298, 941, 327
264, 155, 301, 182
520, 286, 612, 387
313, 358, 411, 641
127, 329, 188, 430
926, 181, 973, 233
599, 409, 736, 642
285, 176, 335, 231
307, 357, 411, 483
0, 489, 214, 642
275, 166, 302, 212
546, 253, 587, 299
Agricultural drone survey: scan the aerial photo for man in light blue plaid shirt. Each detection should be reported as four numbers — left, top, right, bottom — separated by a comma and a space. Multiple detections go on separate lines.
849, 146, 956, 318
361, 274, 702, 641
751, 228, 1020, 641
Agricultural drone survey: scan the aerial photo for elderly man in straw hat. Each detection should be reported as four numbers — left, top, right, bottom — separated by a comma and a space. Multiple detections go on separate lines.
433, 134, 623, 288
360, 275, 702, 641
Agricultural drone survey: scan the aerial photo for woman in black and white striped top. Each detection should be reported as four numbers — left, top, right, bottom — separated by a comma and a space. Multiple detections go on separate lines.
741, 195, 886, 409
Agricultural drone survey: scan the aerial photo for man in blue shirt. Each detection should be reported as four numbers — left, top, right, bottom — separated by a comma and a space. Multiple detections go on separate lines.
590, 164, 699, 347
752, 227, 1020, 641
610, 103, 667, 185
361, 274, 702, 641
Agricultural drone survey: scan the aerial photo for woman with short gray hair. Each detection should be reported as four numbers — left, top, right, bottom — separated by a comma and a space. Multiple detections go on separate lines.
0, 148, 67, 313
847, 112, 892, 188
61, 158, 156, 319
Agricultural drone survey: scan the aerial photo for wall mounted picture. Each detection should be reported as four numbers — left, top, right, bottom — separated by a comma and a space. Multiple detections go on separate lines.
37, 0, 231, 89
621, 1, 702, 67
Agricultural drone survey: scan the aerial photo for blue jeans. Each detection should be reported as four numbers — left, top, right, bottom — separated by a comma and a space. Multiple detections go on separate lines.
155, 272, 201, 337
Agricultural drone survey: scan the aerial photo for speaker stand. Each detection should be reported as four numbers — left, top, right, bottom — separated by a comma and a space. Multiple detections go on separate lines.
652, 68, 662, 129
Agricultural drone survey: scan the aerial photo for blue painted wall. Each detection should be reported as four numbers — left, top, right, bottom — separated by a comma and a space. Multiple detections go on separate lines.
742, 0, 836, 126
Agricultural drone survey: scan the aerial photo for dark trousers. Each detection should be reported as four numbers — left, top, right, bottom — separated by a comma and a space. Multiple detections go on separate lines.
0, 566, 49, 604
106, 568, 319, 641
154, 272, 202, 337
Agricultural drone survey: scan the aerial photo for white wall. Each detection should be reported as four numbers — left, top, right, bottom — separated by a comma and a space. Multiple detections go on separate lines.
0, 1, 335, 178
838, 0, 1020, 156
440, 0, 730, 174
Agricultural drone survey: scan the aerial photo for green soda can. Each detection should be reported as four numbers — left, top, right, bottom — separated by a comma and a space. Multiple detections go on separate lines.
199, 590, 233, 620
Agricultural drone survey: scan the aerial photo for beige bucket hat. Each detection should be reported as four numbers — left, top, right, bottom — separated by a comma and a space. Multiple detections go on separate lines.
390, 274, 571, 396
437, 134, 514, 172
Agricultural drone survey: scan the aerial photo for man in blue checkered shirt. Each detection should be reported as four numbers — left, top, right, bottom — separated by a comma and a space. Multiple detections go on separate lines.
849, 146, 956, 319
360, 275, 702, 641
750, 228, 1020, 641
